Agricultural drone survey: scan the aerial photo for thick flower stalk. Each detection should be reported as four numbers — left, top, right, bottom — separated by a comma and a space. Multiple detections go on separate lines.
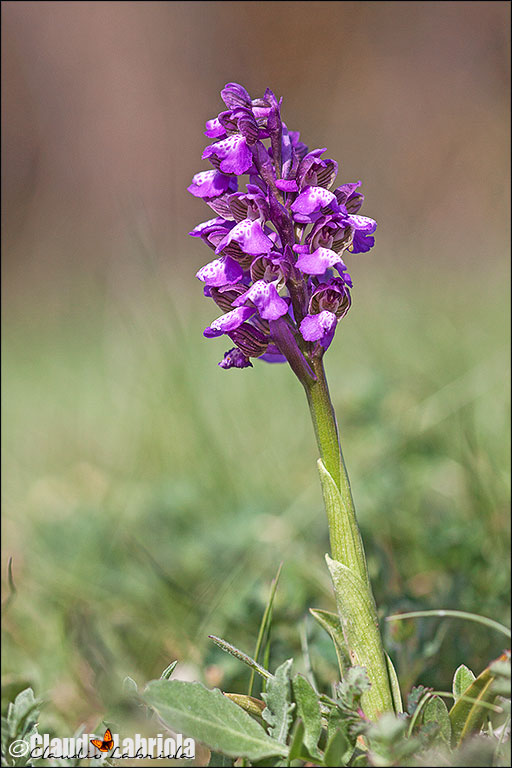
188, 83, 394, 718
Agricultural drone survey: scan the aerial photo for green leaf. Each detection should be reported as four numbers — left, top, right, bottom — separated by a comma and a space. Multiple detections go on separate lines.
386, 654, 403, 714
452, 665, 476, 701
7, 688, 40, 739
326, 554, 394, 719
262, 659, 295, 744
287, 718, 306, 763
317, 460, 368, 584
326, 709, 356, 758
160, 660, 178, 680
208, 751, 234, 767
449, 653, 506, 746
209, 636, 272, 681
423, 695, 451, 747
309, 608, 351, 676
142, 680, 287, 761
323, 727, 351, 767
292, 674, 322, 758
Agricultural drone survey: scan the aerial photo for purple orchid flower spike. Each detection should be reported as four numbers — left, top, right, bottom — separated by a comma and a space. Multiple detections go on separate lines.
188, 82, 377, 375
187, 84, 396, 723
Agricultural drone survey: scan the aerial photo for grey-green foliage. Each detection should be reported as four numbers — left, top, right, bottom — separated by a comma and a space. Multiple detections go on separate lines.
1, 688, 85, 768
291, 674, 322, 758
142, 679, 288, 761
422, 695, 451, 747
261, 659, 295, 744
336, 666, 372, 713
1, 688, 40, 767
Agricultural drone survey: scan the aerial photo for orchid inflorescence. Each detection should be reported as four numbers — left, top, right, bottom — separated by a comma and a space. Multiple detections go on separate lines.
188, 82, 376, 381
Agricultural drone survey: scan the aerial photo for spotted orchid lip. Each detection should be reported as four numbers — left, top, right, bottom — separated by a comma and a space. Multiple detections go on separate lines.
189, 82, 376, 370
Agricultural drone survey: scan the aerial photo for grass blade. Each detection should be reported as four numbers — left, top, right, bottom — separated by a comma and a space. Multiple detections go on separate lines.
248, 562, 283, 697
385, 609, 511, 639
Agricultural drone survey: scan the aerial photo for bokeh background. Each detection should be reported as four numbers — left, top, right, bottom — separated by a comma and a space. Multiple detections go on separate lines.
2, 0, 510, 752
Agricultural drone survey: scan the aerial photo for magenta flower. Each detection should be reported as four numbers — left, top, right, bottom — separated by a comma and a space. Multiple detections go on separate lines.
188, 83, 377, 375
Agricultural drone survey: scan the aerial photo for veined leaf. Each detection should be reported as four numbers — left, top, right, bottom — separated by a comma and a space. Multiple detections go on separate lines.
452, 665, 476, 701
143, 680, 288, 761
423, 695, 451, 747
292, 674, 322, 758
262, 659, 295, 744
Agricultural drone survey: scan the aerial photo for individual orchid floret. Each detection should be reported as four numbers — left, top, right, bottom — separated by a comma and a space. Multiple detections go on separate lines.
203, 306, 256, 338
189, 217, 235, 250
215, 219, 274, 259
294, 245, 347, 276
188, 170, 237, 200
299, 279, 351, 349
296, 149, 338, 191
189, 82, 377, 373
346, 214, 377, 253
232, 280, 289, 321
196, 256, 244, 287
334, 181, 365, 212
291, 186, 339, 223
203, 134, 253, 175
300, 310, 338, 348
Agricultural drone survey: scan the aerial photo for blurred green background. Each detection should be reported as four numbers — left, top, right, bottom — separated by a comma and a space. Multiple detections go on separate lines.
2, 0, 510, 745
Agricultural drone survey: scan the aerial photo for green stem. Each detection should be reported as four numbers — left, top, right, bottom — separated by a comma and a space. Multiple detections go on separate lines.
304, 358, 368, 582
303, 356, 394, 717
304, 357, 343, 491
